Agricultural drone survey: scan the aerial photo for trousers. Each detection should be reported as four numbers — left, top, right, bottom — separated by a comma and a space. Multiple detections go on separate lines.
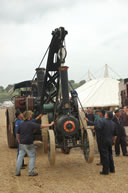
115, 135, 127, 155
100, 143, 115, 173
16, 144, 36, 175
16, 143, 24, 166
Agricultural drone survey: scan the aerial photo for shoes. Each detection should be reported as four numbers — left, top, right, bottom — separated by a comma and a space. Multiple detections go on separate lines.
16, 173, 21, 176
115, 154, 120, 157
100, 171, 109, 175
29, 172, 38, 176
123, 153, 128, 156
110, 170, 115, 173
96, 162, 102, 166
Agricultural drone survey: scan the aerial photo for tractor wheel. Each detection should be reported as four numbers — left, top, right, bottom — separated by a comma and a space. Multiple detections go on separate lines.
79, 110, 94, 163
83, 129, 94, 163
48, 130, 55, 166
79, 110, 88, 145
6, 107, 16, 148
41, 115, 49, 153
61, 147, 71, 154
7, 122, 16, 148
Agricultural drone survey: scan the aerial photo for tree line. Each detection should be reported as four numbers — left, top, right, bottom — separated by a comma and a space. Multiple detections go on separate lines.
0, 85, 14, 103
0, 80, 86, 103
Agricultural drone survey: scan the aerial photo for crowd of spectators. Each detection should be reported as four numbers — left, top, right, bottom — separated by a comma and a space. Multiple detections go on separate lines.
84, 106, 128, 175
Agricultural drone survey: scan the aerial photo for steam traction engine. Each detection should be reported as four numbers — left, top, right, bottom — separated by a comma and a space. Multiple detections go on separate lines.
6, 27, 94, 166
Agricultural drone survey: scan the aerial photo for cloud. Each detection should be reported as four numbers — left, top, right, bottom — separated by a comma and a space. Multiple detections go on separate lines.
0, 0, 110, 24
0, 0, 128, 87
0, 0, 81, 24
102, 32, 128, 47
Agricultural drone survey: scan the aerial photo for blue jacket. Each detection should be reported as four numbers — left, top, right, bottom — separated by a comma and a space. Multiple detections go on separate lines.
15, 119, 23, 138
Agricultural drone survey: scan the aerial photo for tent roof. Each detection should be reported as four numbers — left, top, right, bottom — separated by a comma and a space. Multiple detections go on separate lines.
76, 77, 119, 108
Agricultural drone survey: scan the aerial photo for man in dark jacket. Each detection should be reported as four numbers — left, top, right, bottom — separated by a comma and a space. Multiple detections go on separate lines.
96, 111, 117, 175
16, 110, 54, 176
113, 109, 128, 156
95, 110, 105, 165
86, 110, 105, 165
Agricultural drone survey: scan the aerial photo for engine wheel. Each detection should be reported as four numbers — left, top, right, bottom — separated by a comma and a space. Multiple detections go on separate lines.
79, 110, 94, 163
83, 129, 94, 163
79, 110, 87, 146
7, 123, 16, 148
48, 130, 55, 166
6, 107, 16, 148
41, 115, 49, 153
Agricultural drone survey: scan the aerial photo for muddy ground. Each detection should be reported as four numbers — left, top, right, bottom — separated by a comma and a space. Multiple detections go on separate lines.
0, 108, 128, 193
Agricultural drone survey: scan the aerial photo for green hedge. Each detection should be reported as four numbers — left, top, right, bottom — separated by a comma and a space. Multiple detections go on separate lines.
0, 92, 11, 103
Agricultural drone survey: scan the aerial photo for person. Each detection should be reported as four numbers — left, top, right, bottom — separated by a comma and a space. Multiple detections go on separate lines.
15, 110, 54, 176
95, 110, 105, 165
85, 109, 102, 126
15, 110, 27, 169
94, 110, 102, 122
113, 109, 128, 156
85, 108, 95, 122
121, 106, 128, 145
86, 109, 105, 165
96, 111, 117, 175
121, 106, 128, 126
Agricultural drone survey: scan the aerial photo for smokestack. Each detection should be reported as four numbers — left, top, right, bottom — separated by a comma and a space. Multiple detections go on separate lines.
35, 68, 45, 97
59, 66, 70, 114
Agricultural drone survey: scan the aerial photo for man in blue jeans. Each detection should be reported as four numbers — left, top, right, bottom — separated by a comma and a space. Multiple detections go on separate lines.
16, 110, 54, 176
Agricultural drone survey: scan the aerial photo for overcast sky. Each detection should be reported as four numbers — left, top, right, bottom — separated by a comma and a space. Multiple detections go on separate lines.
0, 0, 128, 87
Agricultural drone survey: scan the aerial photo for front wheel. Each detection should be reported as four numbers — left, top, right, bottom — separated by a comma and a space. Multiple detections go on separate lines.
41, 115, 49, 153
83, 129, 94, 163
48, 130, 56, 166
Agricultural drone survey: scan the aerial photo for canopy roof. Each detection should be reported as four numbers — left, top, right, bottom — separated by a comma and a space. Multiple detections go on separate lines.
14, 80, 32, 90
76, 77, 119, 108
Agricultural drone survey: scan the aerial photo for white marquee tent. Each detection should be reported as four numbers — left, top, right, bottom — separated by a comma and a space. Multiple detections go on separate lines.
76, 65, 120, 108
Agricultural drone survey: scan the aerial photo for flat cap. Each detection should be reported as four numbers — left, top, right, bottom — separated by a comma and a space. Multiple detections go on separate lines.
115, 109, 120, 113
